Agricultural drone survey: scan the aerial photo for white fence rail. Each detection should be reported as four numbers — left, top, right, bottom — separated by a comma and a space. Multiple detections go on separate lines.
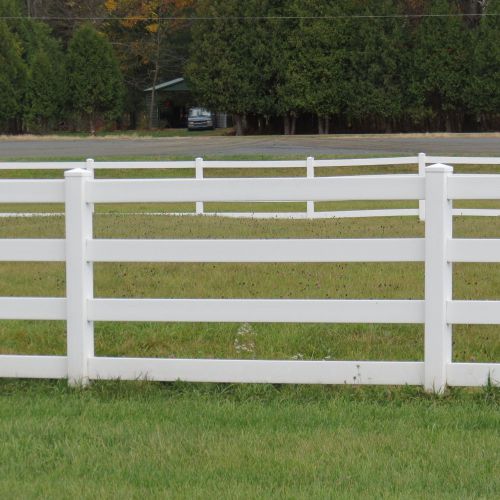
1, 154, 500, 220
0, 164, 499, 391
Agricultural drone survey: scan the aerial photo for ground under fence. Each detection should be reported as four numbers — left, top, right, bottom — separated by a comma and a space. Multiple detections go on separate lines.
1, 154, 499, 219
0, 164, 499, 391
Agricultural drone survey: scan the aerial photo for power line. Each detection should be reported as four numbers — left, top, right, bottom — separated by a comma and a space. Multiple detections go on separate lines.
0, 14, 498, 21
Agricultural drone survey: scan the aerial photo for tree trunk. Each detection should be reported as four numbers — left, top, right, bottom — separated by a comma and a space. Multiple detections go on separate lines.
234, 114, 244, 135
148, 24, 162, 129
257, 116, 263, 134
89, 113, 95, 135
283, 114, 290, 135
445, 113, 452, 133
318, 115, 329, 134
284, 113, 297, 135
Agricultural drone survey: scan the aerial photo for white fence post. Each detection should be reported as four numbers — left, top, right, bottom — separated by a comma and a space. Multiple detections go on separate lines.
86, 158, 95, 213
65, 168, 94, 386
306, 156, 315, 218
195, 157, 204, 215
424, 163, 453, 393
418, 152, 426, 221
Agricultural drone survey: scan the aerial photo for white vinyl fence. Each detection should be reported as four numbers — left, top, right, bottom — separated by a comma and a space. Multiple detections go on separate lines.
0, 164, 499, 392
1, 153, 500, 220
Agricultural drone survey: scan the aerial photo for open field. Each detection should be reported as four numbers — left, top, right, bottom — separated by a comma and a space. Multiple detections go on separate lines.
0, 156, 499, 497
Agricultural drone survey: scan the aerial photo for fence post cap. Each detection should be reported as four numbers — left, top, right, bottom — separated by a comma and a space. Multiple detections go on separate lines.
425, 163, 453, 173
65, 168, 92, 178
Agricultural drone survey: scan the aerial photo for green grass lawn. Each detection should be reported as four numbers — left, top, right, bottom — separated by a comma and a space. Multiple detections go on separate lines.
0, 155, 499, 497
1, 380, 498, 499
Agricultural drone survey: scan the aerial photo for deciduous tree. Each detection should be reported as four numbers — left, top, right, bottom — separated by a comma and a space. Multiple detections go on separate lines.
104, 0, 193, 128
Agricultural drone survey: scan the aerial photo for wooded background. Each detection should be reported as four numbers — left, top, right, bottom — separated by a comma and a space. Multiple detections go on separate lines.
0, 0, 498, 134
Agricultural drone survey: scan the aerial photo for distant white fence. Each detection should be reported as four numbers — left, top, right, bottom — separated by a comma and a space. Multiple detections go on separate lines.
0, 164, 498, 392
1, 153, 500, 220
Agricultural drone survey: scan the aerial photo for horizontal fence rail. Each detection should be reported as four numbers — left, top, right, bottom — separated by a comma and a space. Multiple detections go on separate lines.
88, 298, 425, 324
87, 175, 425, 203
0, 164, 498, 391
2, 155, 500, 169
0, 239, 65, 261
87, 238, 424, 263
0, 180, 65, 203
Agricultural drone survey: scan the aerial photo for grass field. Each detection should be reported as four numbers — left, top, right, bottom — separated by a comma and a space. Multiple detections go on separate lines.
0, 156, 499, 497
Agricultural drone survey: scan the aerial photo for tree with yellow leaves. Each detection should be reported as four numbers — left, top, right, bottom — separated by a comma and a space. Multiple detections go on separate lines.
104, 0, 193, 128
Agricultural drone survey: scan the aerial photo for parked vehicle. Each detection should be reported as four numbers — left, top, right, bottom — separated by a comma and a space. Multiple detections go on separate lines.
187, 107, 215, 131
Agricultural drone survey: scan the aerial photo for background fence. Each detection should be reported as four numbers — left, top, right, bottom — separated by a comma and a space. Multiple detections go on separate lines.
0, 163, 498, 392
1, 153, 500, 220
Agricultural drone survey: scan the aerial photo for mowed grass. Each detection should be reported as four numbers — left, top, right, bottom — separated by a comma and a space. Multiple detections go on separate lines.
0, 157, 499, 497
1, 380, 499, 499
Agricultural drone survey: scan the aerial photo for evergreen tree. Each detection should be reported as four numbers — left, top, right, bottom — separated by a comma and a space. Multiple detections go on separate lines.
21, 21, 66, 132
409, 0, 470, 131
66, 24, 124, 133
468, 0, 500, 129
0, 20, 27, 132
343, 0, 405, 132
0, 0, 21, 17
25, 48, 66, 132
186, 0, 263, 135
276, 0, 348, 134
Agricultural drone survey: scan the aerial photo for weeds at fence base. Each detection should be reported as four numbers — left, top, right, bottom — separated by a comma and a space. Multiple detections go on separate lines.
1, 377, 498, 406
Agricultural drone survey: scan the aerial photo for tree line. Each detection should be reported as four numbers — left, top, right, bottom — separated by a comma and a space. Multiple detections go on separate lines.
0, 0, 498, 134
187, 0, 499, 134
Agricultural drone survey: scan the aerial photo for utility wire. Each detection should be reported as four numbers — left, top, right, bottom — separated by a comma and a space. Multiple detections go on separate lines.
0, 14, 498, 21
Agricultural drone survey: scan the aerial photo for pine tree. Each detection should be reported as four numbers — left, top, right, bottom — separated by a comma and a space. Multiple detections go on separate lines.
25, 48, 66, 132
186, 0, 263, 135
66, 24, 124, 133
275, 0, 348, 134
343, 0, 405, 132
409, 0, 470, 131
468, 0, 500, 129
21, 21, 66, 132
0, 20, 27, 132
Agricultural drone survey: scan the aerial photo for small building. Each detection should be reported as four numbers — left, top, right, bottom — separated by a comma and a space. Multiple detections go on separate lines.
144, 77, 229, 129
